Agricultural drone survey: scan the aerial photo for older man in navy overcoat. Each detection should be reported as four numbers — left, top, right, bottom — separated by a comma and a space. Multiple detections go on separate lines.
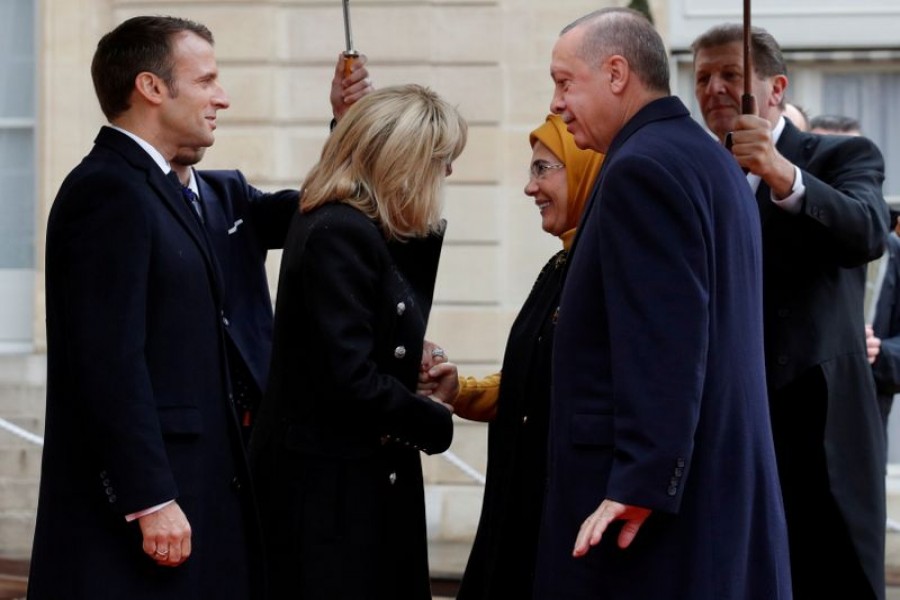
533, 9, 791, 599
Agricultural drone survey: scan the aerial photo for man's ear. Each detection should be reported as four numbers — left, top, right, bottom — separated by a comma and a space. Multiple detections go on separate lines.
134, 72, 166, 107
608, 55, 629, 94
769, 74, 788, 109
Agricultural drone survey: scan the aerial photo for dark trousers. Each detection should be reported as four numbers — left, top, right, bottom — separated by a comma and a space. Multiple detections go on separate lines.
769, 367, 876, 599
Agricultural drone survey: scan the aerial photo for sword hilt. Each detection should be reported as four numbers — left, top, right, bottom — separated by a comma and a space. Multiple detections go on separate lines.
343, 50, 359, 78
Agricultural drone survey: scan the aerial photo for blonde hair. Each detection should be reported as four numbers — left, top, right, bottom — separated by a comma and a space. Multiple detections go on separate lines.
300, 84, 468, 240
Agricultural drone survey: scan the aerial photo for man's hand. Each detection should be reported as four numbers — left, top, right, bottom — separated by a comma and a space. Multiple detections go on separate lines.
866, 324, 881, 364
573, 499, 651, 556
139, 501, 192, 567
330, 53, 374, 121
731, 114, 796, 198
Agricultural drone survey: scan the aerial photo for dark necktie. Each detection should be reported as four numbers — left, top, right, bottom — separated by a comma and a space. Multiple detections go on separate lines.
181, 185, 204, 224
167, 170, 204, 224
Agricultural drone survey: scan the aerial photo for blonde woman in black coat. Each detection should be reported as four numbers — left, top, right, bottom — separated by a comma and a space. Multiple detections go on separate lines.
249, 84, 467, 599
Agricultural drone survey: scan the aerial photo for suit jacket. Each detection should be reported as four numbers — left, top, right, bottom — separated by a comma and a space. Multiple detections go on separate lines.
29, 127, 261, 599
195, 170, 297, 404
249, 204, 453, 599
535, 97, 791, 599
762, 121, 888, 595
871, 234, 900, 426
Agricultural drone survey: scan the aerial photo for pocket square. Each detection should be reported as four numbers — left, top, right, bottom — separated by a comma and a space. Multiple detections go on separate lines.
227, 219, 244, 235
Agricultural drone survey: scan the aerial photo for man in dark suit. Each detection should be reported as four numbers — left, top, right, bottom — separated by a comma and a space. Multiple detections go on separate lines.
869, 213, 900, 454
692, 24, 889, 600
31, 16, 258, 599
170, 161, 297, 443
533, 9, 791, 599
167, 54, 372, 444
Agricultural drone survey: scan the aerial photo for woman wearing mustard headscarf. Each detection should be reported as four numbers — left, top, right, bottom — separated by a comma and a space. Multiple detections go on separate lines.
449, 115, 603, 599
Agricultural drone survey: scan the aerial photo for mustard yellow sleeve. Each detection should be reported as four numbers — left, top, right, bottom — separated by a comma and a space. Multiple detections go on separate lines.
453, 372, 501, 422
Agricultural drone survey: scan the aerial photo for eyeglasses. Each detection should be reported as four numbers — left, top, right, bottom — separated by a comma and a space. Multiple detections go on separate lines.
529, 161, 564, 181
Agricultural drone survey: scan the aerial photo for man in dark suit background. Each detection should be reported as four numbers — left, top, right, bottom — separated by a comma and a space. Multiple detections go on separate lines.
534, 8, 791, 599
168, 162, 297, 444
692, 24, 889, 600
168, 55, 373, 444
868, 210, 900, 455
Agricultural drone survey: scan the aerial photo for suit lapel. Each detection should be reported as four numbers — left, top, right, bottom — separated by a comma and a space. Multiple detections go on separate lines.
196, 172, 233, 292
94, 127, 226, 304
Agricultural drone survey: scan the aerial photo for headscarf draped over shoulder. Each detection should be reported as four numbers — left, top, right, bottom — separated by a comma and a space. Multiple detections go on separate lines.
529, 114, 604, 243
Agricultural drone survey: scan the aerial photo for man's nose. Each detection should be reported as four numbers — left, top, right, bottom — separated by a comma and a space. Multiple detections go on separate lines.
214, 85, 230, 109
550, 90, 565, 114
708, 75, 727, 95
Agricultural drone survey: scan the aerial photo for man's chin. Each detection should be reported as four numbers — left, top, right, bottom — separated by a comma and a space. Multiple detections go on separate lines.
172, 147, 208, 167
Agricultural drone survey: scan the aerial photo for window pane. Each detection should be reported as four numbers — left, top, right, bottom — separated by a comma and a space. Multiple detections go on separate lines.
0, 0, 35, 118
821, 72, 900, 196
0, 129, 34, 268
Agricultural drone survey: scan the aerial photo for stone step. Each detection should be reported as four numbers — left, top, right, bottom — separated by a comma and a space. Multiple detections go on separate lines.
422, 417, 487, 486
0, 417, 43, 446
0, 511, 35, 560
0, 480, 38, 513
0, 356, 45, 387
422, 418, 486, 547
0, 447, 43, 480
0, 385, 44, 419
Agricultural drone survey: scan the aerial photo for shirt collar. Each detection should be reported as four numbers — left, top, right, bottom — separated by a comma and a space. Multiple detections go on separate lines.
185, 168, 199, 196
772, 115, 787, 144
109, 125, 172, 176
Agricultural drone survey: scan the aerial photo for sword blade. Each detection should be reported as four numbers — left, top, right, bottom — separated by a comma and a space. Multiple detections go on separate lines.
342, 0, 355, 53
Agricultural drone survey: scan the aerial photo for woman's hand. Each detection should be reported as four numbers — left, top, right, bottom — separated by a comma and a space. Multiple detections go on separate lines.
418, 340, 449, 395
427, 362, 459, 408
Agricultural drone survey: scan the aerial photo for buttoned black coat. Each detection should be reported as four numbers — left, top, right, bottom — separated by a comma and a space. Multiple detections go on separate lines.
249, 203, 453, 599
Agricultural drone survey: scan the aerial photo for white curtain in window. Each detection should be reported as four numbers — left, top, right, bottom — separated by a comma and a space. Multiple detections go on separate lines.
821, 72, 900, 197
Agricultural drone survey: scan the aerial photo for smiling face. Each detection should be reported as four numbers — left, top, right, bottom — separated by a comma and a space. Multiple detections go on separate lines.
159, 31, 230, 151
524, 141, 570, 236
693, 41, 786, 140
550, 27, 614, 153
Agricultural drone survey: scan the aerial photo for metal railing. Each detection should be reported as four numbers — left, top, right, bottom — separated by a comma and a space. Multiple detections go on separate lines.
0, 418, 42, 446
0, 416, 487, 488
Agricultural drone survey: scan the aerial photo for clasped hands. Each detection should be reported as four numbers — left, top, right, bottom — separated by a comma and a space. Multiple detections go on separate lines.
417, 340, 459, 413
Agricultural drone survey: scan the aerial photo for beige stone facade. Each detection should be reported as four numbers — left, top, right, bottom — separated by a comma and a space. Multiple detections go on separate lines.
35, 0, 669, 367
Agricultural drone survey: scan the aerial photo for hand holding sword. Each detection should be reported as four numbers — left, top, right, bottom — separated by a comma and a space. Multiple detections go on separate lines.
725, 0, 756, 153
726, 0, 798, 196
330, 0, 374, 121
342, 0, 359, 77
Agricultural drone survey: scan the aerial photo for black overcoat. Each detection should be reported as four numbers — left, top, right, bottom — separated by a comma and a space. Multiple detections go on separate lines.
249, 203, 453, 599
29, 127, 261, 599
